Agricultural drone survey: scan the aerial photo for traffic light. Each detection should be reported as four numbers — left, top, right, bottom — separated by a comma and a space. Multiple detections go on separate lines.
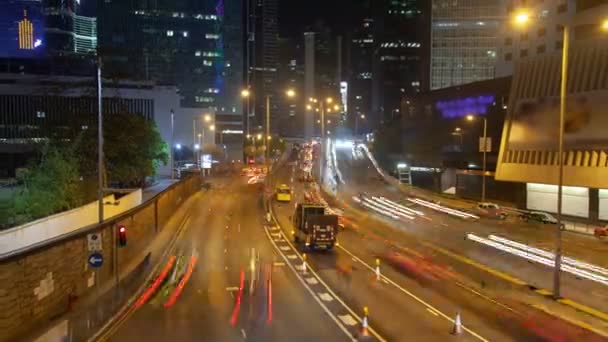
118, 225, 127, 247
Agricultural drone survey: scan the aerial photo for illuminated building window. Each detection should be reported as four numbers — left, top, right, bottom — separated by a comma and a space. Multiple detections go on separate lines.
195, 96, 214, 103
204, 88, 220, 94
183, 31, 189, 37
205, 34, 220, 39
166, 30, 174, 37
195, 50, 201, 56
203, 60, 213, 66
36, 111, 46, 118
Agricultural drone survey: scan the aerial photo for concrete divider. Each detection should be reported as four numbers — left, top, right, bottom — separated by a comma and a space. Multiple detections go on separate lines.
0, 176, 201, 341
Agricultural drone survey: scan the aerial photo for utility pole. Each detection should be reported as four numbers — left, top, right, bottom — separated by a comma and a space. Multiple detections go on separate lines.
170, 109, 175, 179
97, 59, 104, 224
481, 117, 488, 202
554, 25, 569, 299
320, 102, 325, 184
265, 95, 270, 164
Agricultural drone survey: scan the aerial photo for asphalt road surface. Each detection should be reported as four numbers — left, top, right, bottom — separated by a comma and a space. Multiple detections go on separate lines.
108, 175, 351, 342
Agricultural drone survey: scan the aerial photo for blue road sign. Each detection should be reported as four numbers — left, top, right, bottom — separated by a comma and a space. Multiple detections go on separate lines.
88, 252, 104, 268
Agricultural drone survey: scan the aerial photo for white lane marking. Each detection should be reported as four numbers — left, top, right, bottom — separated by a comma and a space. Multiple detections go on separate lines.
338, 314, 358, 326
426, 308, 439, 317
262, 223, 356, 341
305, 277, 319, 285
279, 246, 290, 251
271, 233, 282, 238
226, 286, 239, 292
273, 262, 286, 267
336, 245, 489, 342
318, 292, 334, 302
286, 254, 298, 260
241, 328, 247, 339
268, 205, 386, 342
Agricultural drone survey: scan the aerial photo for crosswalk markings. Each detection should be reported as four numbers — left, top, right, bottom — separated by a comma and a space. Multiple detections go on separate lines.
279, 246, 290, 251
273, 262, 286, 267
287, 254, 298, 259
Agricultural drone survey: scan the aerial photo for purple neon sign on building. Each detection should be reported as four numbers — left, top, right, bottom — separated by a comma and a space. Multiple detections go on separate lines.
436, 95, 495, 118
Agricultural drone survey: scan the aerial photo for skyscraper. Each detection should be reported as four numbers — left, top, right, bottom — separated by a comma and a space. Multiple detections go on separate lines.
372, 0, 430, 123
98, 1, 242, 115
430, 0, 502, 90
348, 18, 374, 133
245, 0, 279, 135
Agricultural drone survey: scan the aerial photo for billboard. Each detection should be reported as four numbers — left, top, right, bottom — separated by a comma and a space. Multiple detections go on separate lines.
507, 90, 608, 150
0, 0, 45, 58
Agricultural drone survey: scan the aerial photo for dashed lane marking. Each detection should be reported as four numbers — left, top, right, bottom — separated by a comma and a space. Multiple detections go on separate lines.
318, 292, 334, 302
305, 277, 319, 285
337, 314, 358, 326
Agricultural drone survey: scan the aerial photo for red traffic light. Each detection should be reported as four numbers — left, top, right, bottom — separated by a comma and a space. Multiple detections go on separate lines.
118, 225, 127, 247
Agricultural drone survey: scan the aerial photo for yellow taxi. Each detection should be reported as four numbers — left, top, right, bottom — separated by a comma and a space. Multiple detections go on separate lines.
276, 184, 292, 202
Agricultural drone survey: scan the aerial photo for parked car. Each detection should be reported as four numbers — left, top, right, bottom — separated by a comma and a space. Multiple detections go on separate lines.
475, 202, 507, 220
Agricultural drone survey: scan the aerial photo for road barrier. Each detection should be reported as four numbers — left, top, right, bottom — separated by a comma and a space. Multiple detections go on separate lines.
0, 176, 202, 341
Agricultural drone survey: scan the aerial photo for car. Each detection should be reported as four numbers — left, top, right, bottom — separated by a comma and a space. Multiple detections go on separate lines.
520, 211, 560, 225
476, 202, 507, 220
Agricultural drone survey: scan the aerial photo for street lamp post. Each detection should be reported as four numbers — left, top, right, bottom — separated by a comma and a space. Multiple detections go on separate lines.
466, 115, 488, 202
97, 59, 104, 223
170, 109, 175, 179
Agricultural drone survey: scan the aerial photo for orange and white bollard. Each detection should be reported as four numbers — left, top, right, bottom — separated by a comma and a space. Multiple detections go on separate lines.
302, 253, 307, 274
452, 312, 462, 335
361, 306, 370, 337
375, 258, 381, 281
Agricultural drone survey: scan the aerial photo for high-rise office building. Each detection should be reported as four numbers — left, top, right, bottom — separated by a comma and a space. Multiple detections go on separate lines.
372, 0, 430, 123
348, 18, 374, 133
497, 0, 580, 77
430, 0, 501, 90
98, 1, 242, 116
245, 0, 279, 135
46, 0, 97, 56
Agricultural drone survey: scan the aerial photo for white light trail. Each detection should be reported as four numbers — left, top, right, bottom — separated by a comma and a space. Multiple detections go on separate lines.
467, 234, 608, 286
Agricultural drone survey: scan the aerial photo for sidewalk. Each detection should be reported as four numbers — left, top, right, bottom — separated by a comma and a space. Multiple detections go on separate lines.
27, 190, 203, 342
142, 178, 178, 202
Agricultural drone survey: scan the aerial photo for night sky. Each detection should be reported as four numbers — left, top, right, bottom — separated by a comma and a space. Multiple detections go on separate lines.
279, 0, 370, 38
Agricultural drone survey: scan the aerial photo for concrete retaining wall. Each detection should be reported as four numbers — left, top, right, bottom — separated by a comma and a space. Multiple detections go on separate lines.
0, 190, 142, 254
0, 176, 201, 341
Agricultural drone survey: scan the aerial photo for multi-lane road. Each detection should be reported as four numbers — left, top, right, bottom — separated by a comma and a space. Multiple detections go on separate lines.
105, 175, 350, 341
98, 148, 608, 341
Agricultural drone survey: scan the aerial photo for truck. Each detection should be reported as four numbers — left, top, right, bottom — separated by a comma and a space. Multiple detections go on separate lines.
292, 203, 338, 250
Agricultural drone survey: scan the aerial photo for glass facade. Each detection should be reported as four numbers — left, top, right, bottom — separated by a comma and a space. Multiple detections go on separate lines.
431, 0, 501, 90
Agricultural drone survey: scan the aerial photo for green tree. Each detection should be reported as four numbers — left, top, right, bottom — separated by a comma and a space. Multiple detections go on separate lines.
10, 143, 84, 225
77, 112, 168, 188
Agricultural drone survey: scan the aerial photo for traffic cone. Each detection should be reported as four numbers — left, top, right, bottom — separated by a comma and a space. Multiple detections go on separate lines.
361, 306, 370, 337
452, 312, 462, 335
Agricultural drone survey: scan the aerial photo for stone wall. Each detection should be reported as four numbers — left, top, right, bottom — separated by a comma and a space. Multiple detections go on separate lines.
0, 176, 201, 341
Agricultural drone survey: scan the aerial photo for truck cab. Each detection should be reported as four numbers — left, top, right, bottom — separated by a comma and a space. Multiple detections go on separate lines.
293, 203, 338, 250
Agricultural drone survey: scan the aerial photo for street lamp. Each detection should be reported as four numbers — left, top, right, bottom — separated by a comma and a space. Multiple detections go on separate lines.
256, 133, 262, 141
511, 11, 607, 300
308, 96, 335, 184
465, 114, 488, 202
241, 89, 251, 98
